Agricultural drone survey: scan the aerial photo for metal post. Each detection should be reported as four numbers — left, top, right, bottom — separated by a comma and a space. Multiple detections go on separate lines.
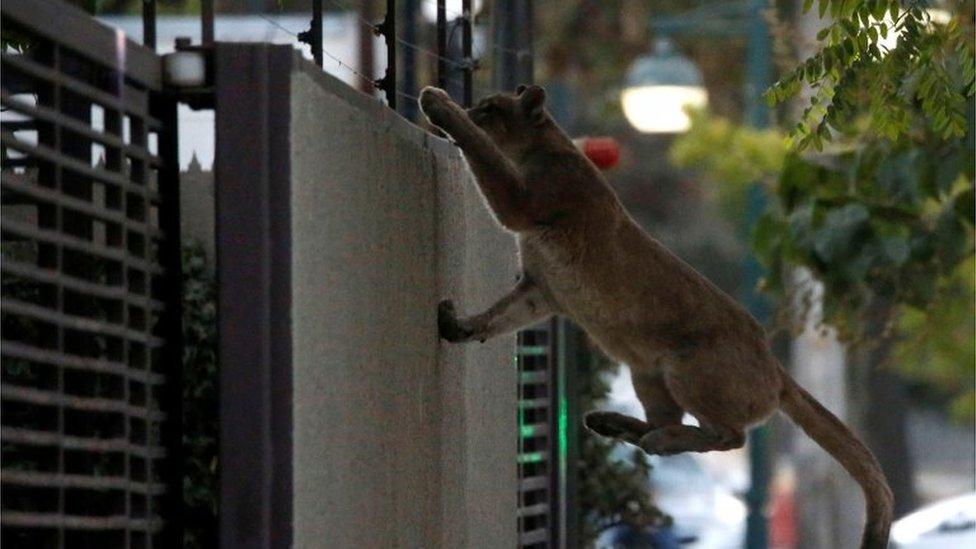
312, 0, 323, 66
492, 0, 515, 91
202, 0, 214, 45
402, 0, 419, 119
298, 0, 324, 67
521, 0, 533, 82
215, 44, 295, 549
154, 93, 185, 549
556, 320, 583, 549
743, 0, 772, 547
492, 0, 533, 92
142, 0, 156, 48
461, 0, 473, 106
374, 0, 397, 110
745, 0, 771, 128
437, 0, 447, 88
358, 0, 375, 94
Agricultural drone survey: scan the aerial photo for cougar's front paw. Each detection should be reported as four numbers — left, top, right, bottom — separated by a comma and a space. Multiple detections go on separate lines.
438, 299, 473, 343
419, 86, 453, 126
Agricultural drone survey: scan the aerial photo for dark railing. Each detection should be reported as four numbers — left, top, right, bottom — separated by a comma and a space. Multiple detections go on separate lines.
0, 0, 183, 547
517, 318, 578, 549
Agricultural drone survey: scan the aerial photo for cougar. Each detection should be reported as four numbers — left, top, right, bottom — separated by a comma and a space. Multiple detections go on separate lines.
419, 85, 893, 549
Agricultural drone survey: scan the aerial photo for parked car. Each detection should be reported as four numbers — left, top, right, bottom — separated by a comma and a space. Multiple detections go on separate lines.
890, 493, 976, 548
606, 447, 748, 548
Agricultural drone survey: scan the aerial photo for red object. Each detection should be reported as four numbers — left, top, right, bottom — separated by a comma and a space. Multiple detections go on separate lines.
573, 136, 620, 170
770, 483, 797, 548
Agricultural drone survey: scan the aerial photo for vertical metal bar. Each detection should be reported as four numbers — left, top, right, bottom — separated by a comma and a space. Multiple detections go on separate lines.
49, 42, 66, 549
142, 0, 157, 48
312, 0, 323, 67
743, 1, 772, 548
461, 0, 473, 107
357, 0, 375, 94
129, 111, 155, 549
401, 0, 418, 119
437, 0, 447, 88
745, 0, 771, 128
376, 0, 396, 110
492, 0, 531, 92
520, 0, 534, 83
216, 44, 295, 549
547, 318, 560, 549
202, 0, 215, 45
155, 94, 185, 549
104, 74, 131, 549
561, 323, 582, 549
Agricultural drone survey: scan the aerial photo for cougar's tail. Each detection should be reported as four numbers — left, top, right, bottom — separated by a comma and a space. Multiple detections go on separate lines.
778, 369, 894, 549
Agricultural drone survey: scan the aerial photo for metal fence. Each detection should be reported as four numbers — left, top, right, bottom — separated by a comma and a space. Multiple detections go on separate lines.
518, 319, 578, 549
517, 323, 558, 547
0, 0, 183, 547
2, 0, 561, 547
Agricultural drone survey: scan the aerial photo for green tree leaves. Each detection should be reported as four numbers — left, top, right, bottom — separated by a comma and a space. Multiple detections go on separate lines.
766, 0, 974, 149
671, 102, 974, 418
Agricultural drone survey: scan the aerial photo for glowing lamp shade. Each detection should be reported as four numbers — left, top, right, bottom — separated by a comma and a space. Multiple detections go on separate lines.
621, 39, 708, 134
422, 0, 483, 23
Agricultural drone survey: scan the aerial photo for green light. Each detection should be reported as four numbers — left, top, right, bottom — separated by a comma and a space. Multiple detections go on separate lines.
558, 395, 568, 463
517, 345, 549, 356
556, 323, 569, 494
518, 452, 545, 464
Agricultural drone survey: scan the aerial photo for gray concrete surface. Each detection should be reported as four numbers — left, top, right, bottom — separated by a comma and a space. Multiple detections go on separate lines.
288, 64, 518, 547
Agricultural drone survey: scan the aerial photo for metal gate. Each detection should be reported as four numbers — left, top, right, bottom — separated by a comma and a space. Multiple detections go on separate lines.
1, 0, 182, 547
516, 318, 568, 549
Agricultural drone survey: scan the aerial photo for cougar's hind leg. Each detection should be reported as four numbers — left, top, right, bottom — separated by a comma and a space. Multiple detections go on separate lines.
583, 411, 649, 444
632, 369, 685, 429
637, 423, 746, 456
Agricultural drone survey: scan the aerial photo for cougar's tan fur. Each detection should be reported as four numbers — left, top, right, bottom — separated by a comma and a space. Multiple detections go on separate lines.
420, 85, 892, 548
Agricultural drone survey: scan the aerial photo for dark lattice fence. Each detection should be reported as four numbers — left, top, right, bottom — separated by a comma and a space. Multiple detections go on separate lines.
518, 321, 562, 548
1, 0, 182, 547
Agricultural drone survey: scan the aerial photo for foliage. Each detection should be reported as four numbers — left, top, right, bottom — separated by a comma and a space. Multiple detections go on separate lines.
765, 0, 975, 149
577, 341, 670, 544
893, 258, 975, 419
671, 107, 975, 420
758, 121, 971, 322
669, 108, 788, 222
181, 242, 219, 549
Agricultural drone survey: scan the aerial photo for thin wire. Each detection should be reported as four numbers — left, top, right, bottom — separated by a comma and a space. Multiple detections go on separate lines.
257, 14, 379, 86
255, 6, 528, 102
396, 36, 464, 68
284, 1, 531, 78
337, 3, 467, 70
264, 7, 467, 79
396, 89, 421, 102
257, 12, 302, 36
489, 41, 531, 60
328, 0, 527, 69
256, 13, 456, 101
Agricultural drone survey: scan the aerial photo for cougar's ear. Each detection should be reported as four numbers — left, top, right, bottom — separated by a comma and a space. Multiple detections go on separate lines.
519, 85, 546, 125
515, 84, 527, 94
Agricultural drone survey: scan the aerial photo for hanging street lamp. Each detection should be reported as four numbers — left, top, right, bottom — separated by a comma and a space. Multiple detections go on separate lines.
620, 37, 708, 134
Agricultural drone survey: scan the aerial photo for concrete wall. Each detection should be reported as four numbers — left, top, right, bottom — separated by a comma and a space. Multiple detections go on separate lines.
287, 64, 518, 547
